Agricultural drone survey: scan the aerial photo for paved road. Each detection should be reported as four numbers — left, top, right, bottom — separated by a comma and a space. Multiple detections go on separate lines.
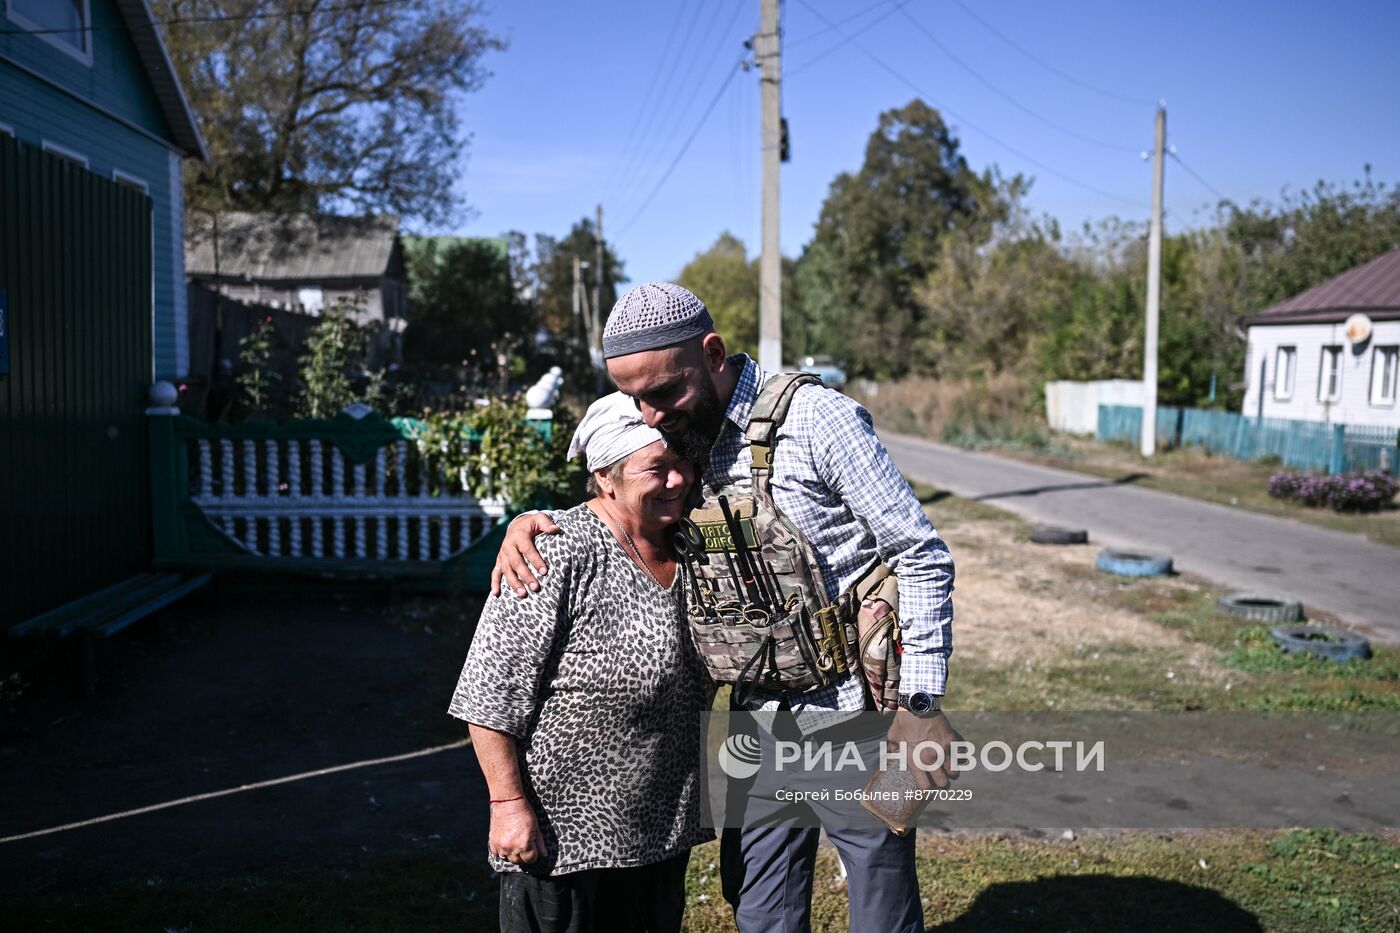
884, 433, 1400, 644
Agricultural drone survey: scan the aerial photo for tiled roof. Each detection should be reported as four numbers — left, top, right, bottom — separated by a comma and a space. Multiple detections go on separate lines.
186, 212, 400, 282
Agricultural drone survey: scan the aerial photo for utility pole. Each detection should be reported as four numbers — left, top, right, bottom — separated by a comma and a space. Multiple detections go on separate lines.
594, 203, 605, 393
757, 0, 782, 373
1140, 104, 1166, 457
572, 254, 585, 347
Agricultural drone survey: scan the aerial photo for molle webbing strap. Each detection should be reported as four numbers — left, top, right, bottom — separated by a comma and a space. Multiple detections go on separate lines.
745, 372, 822, 472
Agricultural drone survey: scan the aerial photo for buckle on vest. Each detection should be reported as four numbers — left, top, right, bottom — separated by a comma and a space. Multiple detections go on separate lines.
813, 605, 851, 677
750, 442, 772, 470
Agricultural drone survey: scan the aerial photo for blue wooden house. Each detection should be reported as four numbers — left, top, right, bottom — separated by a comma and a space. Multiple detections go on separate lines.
0, 0, 205, 379
1, 0, 206, 633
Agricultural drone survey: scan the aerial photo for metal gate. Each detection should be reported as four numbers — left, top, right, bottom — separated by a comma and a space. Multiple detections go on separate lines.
0, 136, 153, 629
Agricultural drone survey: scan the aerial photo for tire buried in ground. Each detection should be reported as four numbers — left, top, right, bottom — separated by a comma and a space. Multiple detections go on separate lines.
1216, 592, 1303, 624
1270, 625, 1372, 662
1030, 525, 1089, 546
1096, 549, 1173, 577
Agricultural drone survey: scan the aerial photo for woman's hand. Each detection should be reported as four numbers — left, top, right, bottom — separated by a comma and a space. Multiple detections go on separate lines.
491, 512, 562, 598
489, 797, 549, 866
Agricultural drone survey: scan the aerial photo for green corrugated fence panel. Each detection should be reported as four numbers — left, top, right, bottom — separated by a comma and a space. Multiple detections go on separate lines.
0, 136, 153, 630
1097, 401, 1398, 476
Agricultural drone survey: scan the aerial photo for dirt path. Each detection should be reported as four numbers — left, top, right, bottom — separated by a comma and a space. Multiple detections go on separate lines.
0, 590, 488, 898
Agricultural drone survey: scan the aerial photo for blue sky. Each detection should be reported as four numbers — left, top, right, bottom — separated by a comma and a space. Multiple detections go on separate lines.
451, 0, 1400, 282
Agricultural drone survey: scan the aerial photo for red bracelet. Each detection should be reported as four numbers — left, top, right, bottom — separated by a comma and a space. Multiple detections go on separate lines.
490, 795, 524, 805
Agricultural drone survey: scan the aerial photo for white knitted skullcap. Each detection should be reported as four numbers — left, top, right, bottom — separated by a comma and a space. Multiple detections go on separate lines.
567, 391, 665, 472
602, 282, 714, 359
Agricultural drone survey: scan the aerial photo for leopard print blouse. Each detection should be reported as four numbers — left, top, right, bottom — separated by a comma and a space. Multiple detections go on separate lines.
448, 504, 715, 875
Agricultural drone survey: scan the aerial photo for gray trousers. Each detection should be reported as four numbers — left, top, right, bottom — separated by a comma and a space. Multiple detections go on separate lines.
719, 713, 924, 933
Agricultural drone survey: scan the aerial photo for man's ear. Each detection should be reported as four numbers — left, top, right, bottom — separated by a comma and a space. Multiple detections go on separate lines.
700, 333, 727, 373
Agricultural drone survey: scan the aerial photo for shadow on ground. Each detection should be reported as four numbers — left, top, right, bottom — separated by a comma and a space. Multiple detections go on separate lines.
0, 586, 489, 903
929, 874, 1262, 932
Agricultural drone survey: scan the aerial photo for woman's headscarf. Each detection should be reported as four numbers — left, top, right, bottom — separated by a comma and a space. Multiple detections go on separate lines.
567, 391, 665, 472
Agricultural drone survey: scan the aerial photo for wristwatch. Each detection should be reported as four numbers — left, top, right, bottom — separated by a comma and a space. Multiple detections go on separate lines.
898, 691, 942, 715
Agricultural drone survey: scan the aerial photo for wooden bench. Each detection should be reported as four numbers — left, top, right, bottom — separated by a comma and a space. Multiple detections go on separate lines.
10, 572, 213, 693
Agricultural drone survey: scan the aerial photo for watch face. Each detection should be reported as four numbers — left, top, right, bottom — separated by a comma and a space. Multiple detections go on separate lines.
908, 692, 934, 713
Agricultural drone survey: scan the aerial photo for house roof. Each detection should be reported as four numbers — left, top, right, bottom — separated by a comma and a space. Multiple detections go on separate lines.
114, 0, 206, 160
185, 212, 402, 283
1245, 247, 1400, 325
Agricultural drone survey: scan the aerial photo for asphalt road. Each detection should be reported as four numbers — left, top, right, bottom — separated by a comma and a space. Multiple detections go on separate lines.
884, 433, 1400, 644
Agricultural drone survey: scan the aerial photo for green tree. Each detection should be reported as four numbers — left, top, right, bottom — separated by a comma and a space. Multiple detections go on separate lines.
677, 233, 759, 357
531, 218, 627, 336
403, 237, 523, 376
797, 100, 1001, 378
155, 0, 504, 226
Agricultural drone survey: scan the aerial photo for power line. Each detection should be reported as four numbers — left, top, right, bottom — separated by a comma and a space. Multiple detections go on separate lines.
790, 0, 1147, 209
612, 0, 748, 216
0, 0, 418, 35
942, 0, 1156, 107
787, 0, 897, 49
1169, 151, 1231, 205
607, 0, 736, 207
898, 5, 1140, 154
601, 0, 696, 197
617, 59, 745, 237
787, 0, 912, 78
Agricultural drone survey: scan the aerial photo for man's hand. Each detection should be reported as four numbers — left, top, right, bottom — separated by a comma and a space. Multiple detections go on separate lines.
490, 512, 562, 598
886, 709, 963, 790
488, 797, 549, 866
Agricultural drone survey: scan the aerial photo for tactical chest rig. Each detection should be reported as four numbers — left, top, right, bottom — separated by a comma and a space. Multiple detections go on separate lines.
675, 373, 901, 705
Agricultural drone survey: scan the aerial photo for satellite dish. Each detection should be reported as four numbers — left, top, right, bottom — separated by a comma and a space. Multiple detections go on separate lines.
1345, 313, 1373, 345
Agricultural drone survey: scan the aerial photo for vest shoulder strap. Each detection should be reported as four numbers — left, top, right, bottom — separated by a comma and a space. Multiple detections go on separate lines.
744, 372, 822, 469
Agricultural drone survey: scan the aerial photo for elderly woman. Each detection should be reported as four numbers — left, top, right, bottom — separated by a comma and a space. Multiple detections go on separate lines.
448, 392, 713, 933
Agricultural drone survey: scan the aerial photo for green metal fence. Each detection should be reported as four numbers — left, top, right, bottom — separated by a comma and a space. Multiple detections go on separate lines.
1097, 405, 1400, 475
0, 137, 154, 629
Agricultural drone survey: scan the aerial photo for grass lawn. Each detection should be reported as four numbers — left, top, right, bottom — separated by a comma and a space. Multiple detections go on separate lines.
976, 431, 1400, 550
6, 489, 1397, 931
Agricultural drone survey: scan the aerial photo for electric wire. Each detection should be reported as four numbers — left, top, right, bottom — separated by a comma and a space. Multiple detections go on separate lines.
616, 59, 745, 237
787, 0, 897, 49
0, 0, 419, 34
942, 0, 1156, 107
791, 0, 1147, 209
608, 0, 739, 210
898, 5, 1140, 153
601, 0, 696, 198
612, 0, 748, 218
787, 0, 913, 78
1169, 151, 1231, 205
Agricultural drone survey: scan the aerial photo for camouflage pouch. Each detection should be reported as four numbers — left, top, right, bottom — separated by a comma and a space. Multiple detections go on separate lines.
855, 567, 902, 713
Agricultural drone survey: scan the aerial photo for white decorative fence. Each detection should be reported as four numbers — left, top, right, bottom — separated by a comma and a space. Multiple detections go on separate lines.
188, 435, 507, 562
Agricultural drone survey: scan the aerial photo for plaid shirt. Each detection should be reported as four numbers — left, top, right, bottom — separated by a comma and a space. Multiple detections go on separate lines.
709, 356, 954, 726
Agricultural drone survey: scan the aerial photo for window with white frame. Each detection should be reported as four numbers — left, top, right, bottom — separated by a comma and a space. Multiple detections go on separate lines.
1372, 345, 1399, 406
41, 140, 88, 169
1318, 345, 1342, 402
6, 0, 92, 64
1273, 346, 1296, 400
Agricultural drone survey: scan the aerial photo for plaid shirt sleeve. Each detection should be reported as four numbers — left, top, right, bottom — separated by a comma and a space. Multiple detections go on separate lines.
806, 391, 955, 696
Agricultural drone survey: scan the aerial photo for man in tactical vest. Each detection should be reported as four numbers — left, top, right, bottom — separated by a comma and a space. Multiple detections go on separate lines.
492, 282, 958, 931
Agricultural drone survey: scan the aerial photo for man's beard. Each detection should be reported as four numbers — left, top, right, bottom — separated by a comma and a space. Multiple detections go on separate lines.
661, 377, 724, 476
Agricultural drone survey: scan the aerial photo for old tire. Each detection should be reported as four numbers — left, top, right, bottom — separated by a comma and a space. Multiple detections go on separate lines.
1216, 592, 1303, 624
1096, 548, 1173, 577
1030, 525, 1089, 546
1270, 625, 1372, 662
